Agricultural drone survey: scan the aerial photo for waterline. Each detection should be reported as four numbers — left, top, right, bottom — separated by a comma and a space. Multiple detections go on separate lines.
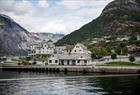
0, 74, 140, 81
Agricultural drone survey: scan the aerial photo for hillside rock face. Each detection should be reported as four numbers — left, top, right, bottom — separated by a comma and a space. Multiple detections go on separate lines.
0, 14, 38, 56
56, 0, 140, 45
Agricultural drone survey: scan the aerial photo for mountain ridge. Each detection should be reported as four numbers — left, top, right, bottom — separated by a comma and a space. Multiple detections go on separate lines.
56, 0, 140, 46
32, 32, 64, 42
0, 14, 38, 56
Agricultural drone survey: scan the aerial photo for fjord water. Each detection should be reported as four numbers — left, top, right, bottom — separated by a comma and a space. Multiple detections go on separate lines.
0, 70, 140, 95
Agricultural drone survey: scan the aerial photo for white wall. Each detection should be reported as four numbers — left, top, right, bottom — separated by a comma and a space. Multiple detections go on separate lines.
71, 44, 84, 54
48, 56, 59, 65
62, 60, 90, 66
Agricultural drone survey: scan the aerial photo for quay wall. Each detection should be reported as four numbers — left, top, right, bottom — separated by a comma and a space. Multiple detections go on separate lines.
0, 64, 140, 74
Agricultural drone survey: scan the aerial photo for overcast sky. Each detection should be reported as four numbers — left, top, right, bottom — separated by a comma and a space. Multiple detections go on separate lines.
0, 0, 114, 34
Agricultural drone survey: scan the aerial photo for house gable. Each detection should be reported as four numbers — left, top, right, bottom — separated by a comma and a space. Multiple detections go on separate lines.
71, 43, 86, 54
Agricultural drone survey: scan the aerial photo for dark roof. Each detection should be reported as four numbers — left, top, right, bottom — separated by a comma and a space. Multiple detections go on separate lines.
65, 45, 74, 50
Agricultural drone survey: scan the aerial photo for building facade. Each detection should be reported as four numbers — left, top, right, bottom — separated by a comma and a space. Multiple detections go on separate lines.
71, 43, 91, 54
28, 41, 55, 58
48, 54, 91, 66
48, 43, 92, 65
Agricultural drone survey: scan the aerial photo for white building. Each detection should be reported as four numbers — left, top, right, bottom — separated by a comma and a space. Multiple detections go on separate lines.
48, 43, 92, 65
56, 43, 91, 54
48, 54, 91, 65
71, 43, 91, 54
28, 40, 55, 58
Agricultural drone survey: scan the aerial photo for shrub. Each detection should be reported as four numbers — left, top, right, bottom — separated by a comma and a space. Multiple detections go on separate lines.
111, 53, 117, 60
129, 56, 135, 62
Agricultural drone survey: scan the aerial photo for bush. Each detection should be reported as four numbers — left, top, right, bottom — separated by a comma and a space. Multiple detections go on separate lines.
18, 60, 22, 65
111, 53, 117, 60
22, 60, 29, 65
18, 60, 29, 65
129, 56, 135, 62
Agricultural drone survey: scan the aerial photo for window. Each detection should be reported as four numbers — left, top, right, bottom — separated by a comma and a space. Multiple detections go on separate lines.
55, 60, 58, 63
67, 60, 69, 65
77, 60, 80, 63
61, 60, 64, 65
84, 60, 87, 63
75, 50, 76, 52
49, 60, 52, 63
44, 44, 48, 47
79, 49, 81, 51
72, 60, 76, 65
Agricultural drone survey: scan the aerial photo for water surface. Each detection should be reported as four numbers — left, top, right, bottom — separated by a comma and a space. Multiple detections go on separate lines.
0, 70, 140, 95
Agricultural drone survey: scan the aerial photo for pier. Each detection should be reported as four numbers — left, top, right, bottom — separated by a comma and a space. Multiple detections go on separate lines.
1, 64, 140, 74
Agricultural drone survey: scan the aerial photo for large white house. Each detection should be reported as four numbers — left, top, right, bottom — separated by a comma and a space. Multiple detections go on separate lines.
71, 43, 91, 54
28, 40, 55, 58
48, 43, 92, 65
48, 54, 91, 65
56, 43, 91, 54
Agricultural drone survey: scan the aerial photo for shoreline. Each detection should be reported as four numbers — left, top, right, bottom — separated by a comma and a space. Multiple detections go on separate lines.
1, 64, 140, 74
0, 74, 140, 81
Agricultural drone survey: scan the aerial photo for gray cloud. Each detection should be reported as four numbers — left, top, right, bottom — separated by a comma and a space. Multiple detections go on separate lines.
0, 0, 114, 34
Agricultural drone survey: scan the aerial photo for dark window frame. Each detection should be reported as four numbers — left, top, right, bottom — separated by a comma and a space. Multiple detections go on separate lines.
84, 60, 87, 63
77, 60, 80, 63
49, 60, 52, 63
55, 60, 58, 63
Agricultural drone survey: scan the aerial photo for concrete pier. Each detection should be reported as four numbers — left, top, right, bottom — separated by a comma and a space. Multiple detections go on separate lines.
1, 64, 140, 74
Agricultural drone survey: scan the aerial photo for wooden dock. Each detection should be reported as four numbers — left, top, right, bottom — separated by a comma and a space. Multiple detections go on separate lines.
1, 64, 140, 74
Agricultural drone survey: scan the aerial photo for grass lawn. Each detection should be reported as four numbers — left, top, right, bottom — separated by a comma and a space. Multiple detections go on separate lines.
97, 61, 140, 66
32, 57, 48, 61
4, 61, 18, 64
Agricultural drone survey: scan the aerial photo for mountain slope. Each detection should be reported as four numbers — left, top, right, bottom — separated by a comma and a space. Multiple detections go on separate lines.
0, 14, 38, 56
56, 0, 140, 45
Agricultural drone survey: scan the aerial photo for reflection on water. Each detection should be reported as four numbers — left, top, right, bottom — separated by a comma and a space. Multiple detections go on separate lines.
0, 70, 140, 95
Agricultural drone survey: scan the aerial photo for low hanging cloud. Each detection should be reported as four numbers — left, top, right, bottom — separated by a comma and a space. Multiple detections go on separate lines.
0, 0, 114, 34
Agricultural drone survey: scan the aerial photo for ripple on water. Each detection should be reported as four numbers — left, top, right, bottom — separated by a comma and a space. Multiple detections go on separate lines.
0, 71, 140, 95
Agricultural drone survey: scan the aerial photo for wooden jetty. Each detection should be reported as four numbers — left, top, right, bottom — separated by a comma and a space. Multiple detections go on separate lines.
1, 64, 140, 74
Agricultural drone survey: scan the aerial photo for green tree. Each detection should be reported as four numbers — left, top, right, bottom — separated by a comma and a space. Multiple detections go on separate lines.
115, 43, 128, 55
120, 42, 125, 55
91, 47, 111, 59
91, 53, 103, 59
129, 56, 135, 63
129, 35, 137, 44
122, 47, 128, 55
22, 60, 29, 65
115, 47, 121, 55
130, 35, 137, 41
